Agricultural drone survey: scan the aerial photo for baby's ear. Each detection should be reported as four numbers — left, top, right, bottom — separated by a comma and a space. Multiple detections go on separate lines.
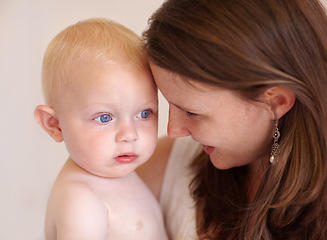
34, 105, 63, 142
261, 87, 296, 119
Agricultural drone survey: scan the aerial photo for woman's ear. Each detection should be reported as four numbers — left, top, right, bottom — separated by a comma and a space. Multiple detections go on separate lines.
34, 105, 64, 142
261, 87, 296, 119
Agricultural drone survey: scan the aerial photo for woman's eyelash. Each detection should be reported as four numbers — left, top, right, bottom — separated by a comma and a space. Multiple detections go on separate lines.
185, 111, 197, 116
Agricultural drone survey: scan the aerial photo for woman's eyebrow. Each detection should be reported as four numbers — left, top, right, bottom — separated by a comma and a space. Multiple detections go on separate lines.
170, 103, 184, 111
172, 103, 195, 113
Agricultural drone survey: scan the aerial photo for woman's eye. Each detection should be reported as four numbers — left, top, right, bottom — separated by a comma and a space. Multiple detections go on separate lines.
94, 114, 112, 123
185, 111, 197, 117
138, 110, 151, 119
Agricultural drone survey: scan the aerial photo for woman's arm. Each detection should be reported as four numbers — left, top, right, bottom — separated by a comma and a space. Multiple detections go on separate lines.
137, 136, 174, 200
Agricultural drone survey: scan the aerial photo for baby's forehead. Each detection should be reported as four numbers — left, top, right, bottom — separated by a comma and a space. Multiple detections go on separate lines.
62, 57, 152, 89
51, 49, 151, 99
53, 60, 156, 105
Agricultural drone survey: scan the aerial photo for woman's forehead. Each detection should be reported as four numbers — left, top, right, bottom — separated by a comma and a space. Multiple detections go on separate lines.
150, 62, 222, 93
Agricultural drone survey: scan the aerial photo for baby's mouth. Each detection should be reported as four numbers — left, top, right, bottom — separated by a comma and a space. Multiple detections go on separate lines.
115, 153, 138, 164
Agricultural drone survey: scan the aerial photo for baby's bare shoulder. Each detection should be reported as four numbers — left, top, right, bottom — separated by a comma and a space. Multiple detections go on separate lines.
45, 173, 109, 239
45, 163, 168, 239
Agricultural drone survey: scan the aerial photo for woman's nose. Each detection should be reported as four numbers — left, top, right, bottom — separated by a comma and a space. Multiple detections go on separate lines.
115, 121, 138, 142
167, 105, 191, 138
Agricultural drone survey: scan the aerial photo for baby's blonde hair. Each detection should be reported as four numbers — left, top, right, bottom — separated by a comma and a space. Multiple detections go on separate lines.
42, 18, 147, 106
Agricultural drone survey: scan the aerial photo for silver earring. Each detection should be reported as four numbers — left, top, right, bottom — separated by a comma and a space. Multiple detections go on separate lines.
270, 120, 280, 164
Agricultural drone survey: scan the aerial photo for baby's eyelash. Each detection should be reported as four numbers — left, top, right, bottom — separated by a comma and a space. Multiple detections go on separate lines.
138, 109, 151, 119
94, 114, 112, 123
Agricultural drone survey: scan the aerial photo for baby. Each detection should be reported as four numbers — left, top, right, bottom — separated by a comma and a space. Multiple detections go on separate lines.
34, 18, 168, 240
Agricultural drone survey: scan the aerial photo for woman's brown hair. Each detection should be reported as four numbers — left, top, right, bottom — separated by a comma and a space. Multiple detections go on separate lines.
143, 0, 327, 239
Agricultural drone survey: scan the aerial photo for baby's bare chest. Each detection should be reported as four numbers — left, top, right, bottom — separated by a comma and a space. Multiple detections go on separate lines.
98, 176, 167, 239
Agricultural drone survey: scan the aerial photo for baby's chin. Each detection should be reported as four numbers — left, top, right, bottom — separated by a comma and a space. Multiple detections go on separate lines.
99, 164, 140, 179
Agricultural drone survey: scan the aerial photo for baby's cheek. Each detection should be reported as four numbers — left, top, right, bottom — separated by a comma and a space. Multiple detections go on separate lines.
145, 134, 158, 155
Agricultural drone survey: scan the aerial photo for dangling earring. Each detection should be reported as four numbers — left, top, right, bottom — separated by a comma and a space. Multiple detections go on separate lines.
270, 120, 280, 164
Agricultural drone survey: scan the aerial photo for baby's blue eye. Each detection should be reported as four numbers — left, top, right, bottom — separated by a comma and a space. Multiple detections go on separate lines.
94, 114, 112, 123
138, 110, 150, 119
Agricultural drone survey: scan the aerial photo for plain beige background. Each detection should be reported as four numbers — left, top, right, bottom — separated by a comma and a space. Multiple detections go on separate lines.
0, 1, 166, 239
1, 0, 327, 239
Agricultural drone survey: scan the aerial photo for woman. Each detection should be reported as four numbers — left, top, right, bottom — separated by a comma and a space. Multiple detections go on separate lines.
137, 0, 327, 239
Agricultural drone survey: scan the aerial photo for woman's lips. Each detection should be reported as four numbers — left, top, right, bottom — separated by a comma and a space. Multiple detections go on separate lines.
115, 154, 138, 164
202, 145, 215, 155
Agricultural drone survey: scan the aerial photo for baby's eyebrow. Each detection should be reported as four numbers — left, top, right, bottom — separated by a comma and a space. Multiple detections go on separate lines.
140, 99, 158, 109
